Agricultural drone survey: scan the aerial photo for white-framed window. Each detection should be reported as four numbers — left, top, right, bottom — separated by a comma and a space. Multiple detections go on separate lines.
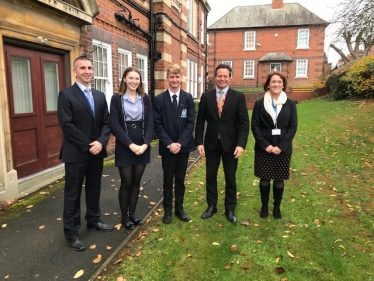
118, 48, 132, 81
186, 59, 197, 97
200, 11, 205, 45
200, 65, 204, 96
296, 59, 308, 78
297, 29, 310, 49
93, 39, 113, 105
243, 60, 255, 78
187, 0, 197, 37
136, 54, 148, 93
270, 63, 281, 72
244, 31, 256, 50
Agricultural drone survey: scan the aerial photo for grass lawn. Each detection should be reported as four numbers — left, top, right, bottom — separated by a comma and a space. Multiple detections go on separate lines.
101, 97, 374, 281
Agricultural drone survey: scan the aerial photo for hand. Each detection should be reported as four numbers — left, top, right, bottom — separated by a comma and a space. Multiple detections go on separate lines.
197, 145, 205, 157
234, 146, 244, 159
273, 146, 282, 155
89, 141, 103, 155
265, 145, 275, 153
170, 143, 181, 154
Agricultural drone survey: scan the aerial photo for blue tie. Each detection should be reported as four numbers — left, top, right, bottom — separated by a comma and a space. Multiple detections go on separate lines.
84, 88, 95, 115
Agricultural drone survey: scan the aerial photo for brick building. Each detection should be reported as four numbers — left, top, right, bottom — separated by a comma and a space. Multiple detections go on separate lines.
0, 0, 210, 201
207, 0, 328, 91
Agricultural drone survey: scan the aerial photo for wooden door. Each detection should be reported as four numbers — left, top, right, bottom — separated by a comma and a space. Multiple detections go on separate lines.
4, 45, 63, 178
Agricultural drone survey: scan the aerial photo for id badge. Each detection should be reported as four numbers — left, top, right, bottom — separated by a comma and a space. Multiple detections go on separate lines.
272, 129, 281, 135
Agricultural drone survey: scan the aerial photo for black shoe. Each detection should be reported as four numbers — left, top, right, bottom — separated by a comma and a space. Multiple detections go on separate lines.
123, 221, 135, 230
87, 221, 114, 232
225, 210, 237, 223
66, 235, 86, 251
163, 212, 172, 224
175, 210, 191, 222
273, 207, 282, 219
260, 205, 269, 218
130, 217, 142, 225
201, 206, 217, 219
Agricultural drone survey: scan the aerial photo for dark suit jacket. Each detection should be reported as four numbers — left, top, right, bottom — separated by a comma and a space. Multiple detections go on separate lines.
251, 97, 297, 154
57, 83, 111, 162
153, 89, 196, 156
109, 93, 154, 147
195, 88, 249, 153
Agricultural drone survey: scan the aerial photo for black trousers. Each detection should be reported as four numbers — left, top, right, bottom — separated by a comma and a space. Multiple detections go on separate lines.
161, 153, 189, 212
63, 157, 103, 238
205, 140, 238, 210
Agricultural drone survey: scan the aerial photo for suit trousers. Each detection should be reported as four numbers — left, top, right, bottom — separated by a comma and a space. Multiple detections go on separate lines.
63, 156, 103, 238
161, 153, 189, 212
205, 139, 238, 210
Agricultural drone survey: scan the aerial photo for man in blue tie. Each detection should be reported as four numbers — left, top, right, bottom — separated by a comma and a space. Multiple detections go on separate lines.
153, 64, 196, 224
57, 56, 113, 251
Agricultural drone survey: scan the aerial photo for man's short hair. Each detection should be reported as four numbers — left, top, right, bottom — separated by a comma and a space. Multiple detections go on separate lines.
73, 55, 91, 70
167, 64, 182, 76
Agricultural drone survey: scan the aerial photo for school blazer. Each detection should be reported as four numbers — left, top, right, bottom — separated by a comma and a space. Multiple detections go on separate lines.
153, 89, 196, 156
195, 88, 249, 153
251, 97, 298, 154
109, 93, 154, 147
57, 83, 111, 162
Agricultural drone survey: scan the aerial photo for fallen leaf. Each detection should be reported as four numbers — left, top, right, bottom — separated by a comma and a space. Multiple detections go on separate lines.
287, 251, 295, 258
187, 253, 193, 257
106, 246, 112, 250
115, 224, 122, 230
152, 229, 159, 233
4, 275, 9, 279
242, 265, 250, 269
26, 205, 33, 209
314, 219, 319, 225
217, 223, 223, 227
198, 182, 204, 185
39, 191, 49, 195
143, 195, 148, 199
275, 267, 285, 274
166, 260, 173, 265
116, 276, 124, 281
334, 239, 343, 243
73, 270, 84, 279
104, 213, 110, 216
90, 244, 96, 249
230, 245, 237, 251
121, 252, 131, 258
150, 202, 156, 205
2, 224, 7, 228
241, 252, 248, 256
253, 223, 259, 227
56, 218, 62, 221
241, 221, 251, 226
212, 242, 220, 246
255, 240, 262, 244
225, 265, 231, 270
113, 258, 122, 265
136, 251, 142, 257
275, 256, 281, 263
39, 225, 45, 230
93, 254, 102, 264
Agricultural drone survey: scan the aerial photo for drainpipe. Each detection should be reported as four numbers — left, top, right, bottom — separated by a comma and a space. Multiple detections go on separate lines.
149, 0, 155, 104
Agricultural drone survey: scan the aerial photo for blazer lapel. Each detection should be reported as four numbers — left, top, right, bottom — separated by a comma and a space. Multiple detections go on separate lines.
163, 92, 175, 122
73, 83, 94, 119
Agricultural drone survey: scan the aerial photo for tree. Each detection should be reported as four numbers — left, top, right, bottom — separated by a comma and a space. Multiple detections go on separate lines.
330, 0, 374, 63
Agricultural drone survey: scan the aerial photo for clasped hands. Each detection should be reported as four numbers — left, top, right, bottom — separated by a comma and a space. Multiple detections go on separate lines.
169, 143, 181, 154
265, 145, 282, 155
197, 145, 244, 159
89, 141, 103, 155
130, 143, 148, 155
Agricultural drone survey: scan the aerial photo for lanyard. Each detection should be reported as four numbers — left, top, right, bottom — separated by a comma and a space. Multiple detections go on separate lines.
271, 99, 278, 128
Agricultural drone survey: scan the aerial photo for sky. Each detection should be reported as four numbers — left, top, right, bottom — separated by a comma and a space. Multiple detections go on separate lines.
207, 0, 343, 65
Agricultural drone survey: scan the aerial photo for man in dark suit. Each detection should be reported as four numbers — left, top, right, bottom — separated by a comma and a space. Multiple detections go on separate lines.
58, 55, 113, 251
195, 64, 249, 223
153, 64, 196, 224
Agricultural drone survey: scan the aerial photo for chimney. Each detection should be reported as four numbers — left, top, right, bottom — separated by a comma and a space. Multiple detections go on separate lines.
272, 0, 284, 9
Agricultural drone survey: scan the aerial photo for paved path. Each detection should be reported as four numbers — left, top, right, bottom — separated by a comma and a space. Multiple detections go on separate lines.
0, 142, 200, 280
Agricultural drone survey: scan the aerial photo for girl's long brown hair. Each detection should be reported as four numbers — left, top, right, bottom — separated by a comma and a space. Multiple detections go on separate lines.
118, 67, 146, 96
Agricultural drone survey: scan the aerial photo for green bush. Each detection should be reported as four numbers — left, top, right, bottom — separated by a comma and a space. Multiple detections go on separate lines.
327, 55, 374, 100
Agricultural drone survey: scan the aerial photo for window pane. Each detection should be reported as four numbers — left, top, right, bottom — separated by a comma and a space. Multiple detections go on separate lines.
44, 61, 59, 111
11, 57, 33, 113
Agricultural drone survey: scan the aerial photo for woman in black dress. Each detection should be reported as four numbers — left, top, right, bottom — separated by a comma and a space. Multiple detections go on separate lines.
251, 72, 297, 219
110, 67, 154, 229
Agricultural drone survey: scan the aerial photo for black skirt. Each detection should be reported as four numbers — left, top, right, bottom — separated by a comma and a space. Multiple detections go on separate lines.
115, 122, 150, 168
254, 151, 291, 180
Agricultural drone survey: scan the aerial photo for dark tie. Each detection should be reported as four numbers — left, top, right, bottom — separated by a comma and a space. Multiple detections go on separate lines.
172, 94, 177, 116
